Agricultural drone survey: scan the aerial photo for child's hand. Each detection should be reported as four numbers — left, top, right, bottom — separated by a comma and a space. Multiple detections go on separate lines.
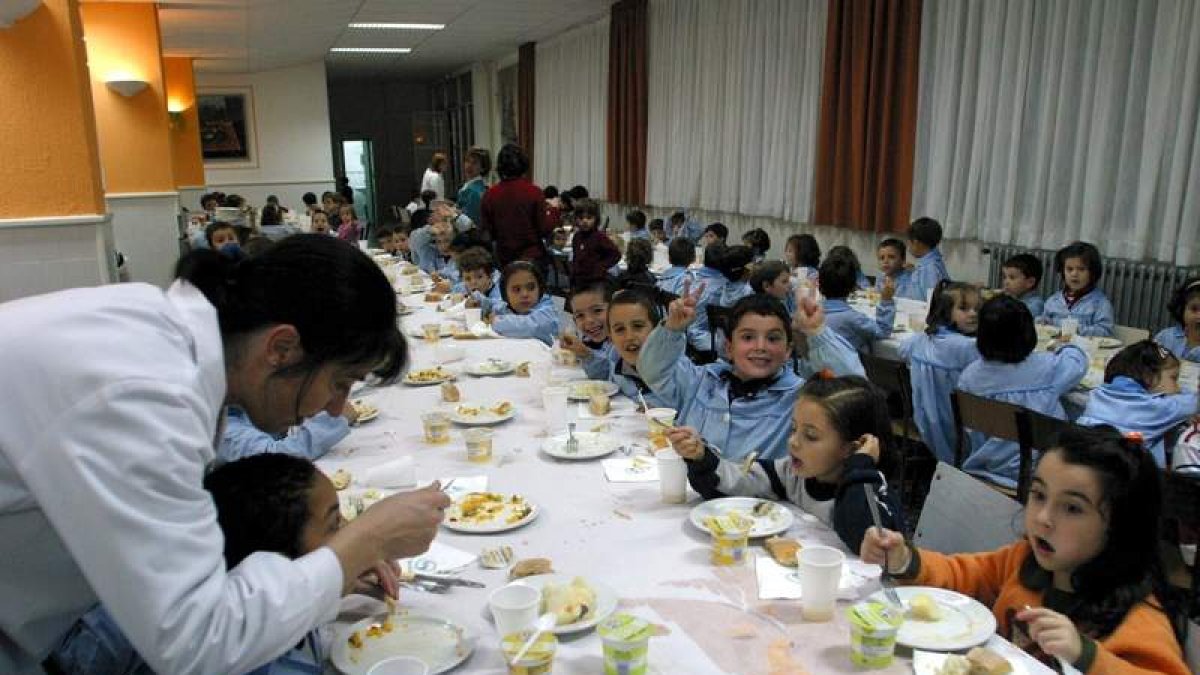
852, 434, 881, 462
665, 279, 706, 331
433, 280, 452, 293
559, 331, 590, 358
881, 276, 896, 302
354, 559, 402, 600
860, 527, 911, 575
1016, 607, 1083, 665
792, 295, 825, 336
665, 426, 704, 459
343, 402, 360, 425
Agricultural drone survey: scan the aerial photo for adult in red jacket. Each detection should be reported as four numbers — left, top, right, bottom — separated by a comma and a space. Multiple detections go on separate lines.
480, 144, 551, 269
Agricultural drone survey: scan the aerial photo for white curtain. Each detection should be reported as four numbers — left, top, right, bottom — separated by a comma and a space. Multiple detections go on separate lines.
533, 18, 609, 198
912, 0, 1200, 266
644, 0, 826, 222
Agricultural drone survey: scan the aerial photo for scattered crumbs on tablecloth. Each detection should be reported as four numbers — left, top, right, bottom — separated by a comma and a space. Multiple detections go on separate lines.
766, 639, 809, 675
727, 622, 758, 639
613, 509, 632, 520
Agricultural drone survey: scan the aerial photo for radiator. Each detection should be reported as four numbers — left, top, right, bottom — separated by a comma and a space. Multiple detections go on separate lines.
983, 245, 1199, 332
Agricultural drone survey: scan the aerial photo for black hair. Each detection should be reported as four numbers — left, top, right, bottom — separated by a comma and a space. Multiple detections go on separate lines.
907, 217, 943, 248
419, 190, 437, 207
175, 234, 407, 383
704, 222, 728, 241
798, 375, 893, 472
266, 195, 280, 205
703, 242, 727, 268
570, 279, 614, 305
500, 260, 545, 306
205, 220, 237, 247
786, 234, 821, 268
574, 198, 601, 220
668, 238, 695, 267
877, 237, 906, 259
750, 260, 790, 294
608, 288, 661, 327
466, 146, 491, 175
260, 204, 282, 226
670, 211, 686, 225
924, 280, 981, 336
543, 185, 559, 199
456, 246, 495, 275
201, 193, 218, 209
203, 454, 321, 569
648, 218, 665, 232
826, 245, 860, 267
626, 210, 647, 230
717, 245, 754, 282
728, 294, 793, 345
818, 255, 858, 300
741, 228, 770, 256
224, 194, 246, 208
321, 191, 335, 201
242, 236, 274, 258
302, 192, 317, 207
1003, 253, 1043, 286
449, 230, 484, 253
409, 209, 431, 231
1054, 241, 1103, 288
1166, 277, 1200, 325
1103, 340, 1179, 389
976, 295, 1037, 363
625, 239, 653, 275
567, 185, 589, 199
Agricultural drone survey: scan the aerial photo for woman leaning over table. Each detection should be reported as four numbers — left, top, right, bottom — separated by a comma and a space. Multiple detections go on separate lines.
0, 235, 449, 674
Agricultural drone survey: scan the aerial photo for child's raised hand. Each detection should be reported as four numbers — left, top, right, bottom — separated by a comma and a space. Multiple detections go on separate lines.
859, 526, 910, 575
852, 434, 881, 462
881, 276, 896, 302
665, 426, 704, 460
1016, 607, 1083, 665
792, 295, 825, 336
665, 279, 706, 331
559, 331, 590, 358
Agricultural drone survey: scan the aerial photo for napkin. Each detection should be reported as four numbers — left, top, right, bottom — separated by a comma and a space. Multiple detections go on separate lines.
359, 457, 416, 488
754, 554, 874, 600
602, 456, 659, 482
399, 541, 477, 575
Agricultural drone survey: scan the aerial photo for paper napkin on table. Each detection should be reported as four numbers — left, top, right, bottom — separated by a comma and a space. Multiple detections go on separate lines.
359, 457, 416, 488
754, 555, 873, 601
602, 456, 659, 482
399, 541, 477, 575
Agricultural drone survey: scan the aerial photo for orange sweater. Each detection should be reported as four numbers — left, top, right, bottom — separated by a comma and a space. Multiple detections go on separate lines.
907, 541, 1187, 675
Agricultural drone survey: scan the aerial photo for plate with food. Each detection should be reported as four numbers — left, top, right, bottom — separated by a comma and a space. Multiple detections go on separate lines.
405, 323, 455, 339
449, 401, 515, 426
443, 492, 539, 533
689, 497, 794, 538
510, 574, 618, 634
913, 646, 1027, 675
542, 431, 621, 460
465, 358, 514, 377
332, 611, 475, 675
402, 366, 454, 386
338, 487, 387, 521
868, 586, 997, 652
349, 399, 379, 424
567, 379, 619, 401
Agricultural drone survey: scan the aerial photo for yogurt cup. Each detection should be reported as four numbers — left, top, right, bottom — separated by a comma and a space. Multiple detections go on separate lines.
846, 601, 904, 668
598, 613, 653, 675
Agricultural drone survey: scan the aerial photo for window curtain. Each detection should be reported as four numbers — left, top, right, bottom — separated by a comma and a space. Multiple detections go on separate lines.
911, 0, 1200, 266
644, 0, 827, 222
533, 19, 609, 198
607, 0, 648, 205
811, 0, 923, 233
517, 41, 536, 170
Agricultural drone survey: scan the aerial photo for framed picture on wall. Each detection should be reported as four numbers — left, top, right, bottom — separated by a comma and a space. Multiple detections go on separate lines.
197, 87, 258, 168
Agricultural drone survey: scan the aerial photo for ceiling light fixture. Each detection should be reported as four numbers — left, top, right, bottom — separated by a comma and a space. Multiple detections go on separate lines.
330, 47, 412, 54
348, 22, 444, 30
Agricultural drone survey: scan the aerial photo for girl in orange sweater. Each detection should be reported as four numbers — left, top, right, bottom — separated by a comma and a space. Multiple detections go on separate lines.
862, 426, 1187, 674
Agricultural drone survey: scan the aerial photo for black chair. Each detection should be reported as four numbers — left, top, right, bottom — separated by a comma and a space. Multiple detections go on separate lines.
951, 390, 1033, 502
861, 352, 934, 519
706, 305, 735, 354
1161, 471, 1200, 618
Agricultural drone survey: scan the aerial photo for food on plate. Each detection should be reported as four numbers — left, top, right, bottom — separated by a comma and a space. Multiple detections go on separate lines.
965, 647, 1012, 675
509, 558, 554, 580
764, 537, 801, 567
702, 512, 754, 535
515, 362, 531, 377
446, 491, 532, 527
347, 630, 363, 649
349, 399, 377, 419
490, 400, 514, 416
330, 469, 352, 490
424, 292, 445, 303
571, 381, 608, 398
455, 401, 513, 418
405, 366, 450, 383
400, 265, 420, 276
541, 577, 597, 625
441, 381, 461, 402
752, 501, 778, 517
908, 593, 942, 621
588, 393, 610, 416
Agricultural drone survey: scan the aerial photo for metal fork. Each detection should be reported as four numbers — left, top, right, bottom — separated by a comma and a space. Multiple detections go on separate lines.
565, 422, 579, 454
864, 484, 904, 608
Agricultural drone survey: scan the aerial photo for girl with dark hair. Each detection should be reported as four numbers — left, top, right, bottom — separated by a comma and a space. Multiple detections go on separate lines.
864, 426, 1189, 674
638, 284, 864, 460
958, 295, 1088, 488
615, 239, 657, 290
1155, 277, 1200, 362
714, 244, 756, 307
785, 234, 821, 280
1076, 340, 1198, 467
741, 228, 771, 263
479, 261, 560, 345
1040, 241, 1115, 337
670, 375, 904, 552
480, 144, 552, 268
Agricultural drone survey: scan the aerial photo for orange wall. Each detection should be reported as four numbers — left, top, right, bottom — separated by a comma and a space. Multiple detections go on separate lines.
163, 57, 205, 188
0, 0, 105, 217
81, 2, 174, 194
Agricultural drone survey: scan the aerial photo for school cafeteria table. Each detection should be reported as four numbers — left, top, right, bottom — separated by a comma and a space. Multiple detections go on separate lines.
313, 290, 1053, 674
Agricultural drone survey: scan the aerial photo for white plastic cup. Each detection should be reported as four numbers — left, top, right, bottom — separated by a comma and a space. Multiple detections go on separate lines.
396, 275, 412, 293
367, 655, 430, 675
542, 385, 569, 434
464, 307, 483, 327
656, 450, 687, 504
1060, 318, 1079, 339
797, 545, 844, 621
489, 583, 540, 637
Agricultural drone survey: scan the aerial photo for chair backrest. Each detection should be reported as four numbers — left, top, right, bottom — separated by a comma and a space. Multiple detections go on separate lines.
1162, 471, 1200, 629
952, 389, 1035, 500
914, 462, 1025, 554
1114, 324, 1150, 346
1024, 409, 1080, 452
861, 353, 912, 399
707, 305, 735, 352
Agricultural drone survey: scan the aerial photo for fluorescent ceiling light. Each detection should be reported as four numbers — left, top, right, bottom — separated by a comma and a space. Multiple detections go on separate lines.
349, 22, 445, 30
330, 47, 412, 54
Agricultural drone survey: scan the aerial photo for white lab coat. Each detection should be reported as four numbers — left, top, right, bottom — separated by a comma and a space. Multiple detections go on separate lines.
421, 168, 445, 199
0, 281, 342, 674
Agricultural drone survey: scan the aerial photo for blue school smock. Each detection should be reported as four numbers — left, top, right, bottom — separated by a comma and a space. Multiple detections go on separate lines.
1017, 291, 1044, 319
686, 267, 728, 352
875, 270, 915, 300
486, 295, 560, 346
1075, 376, 1199, 467
669, 219, 704, 244
639, 324, 862, 460
1039, 288, 1115, 337
610, 359, 669, 409
856, 271, 871, 290
822, 298, 896, 352
901, 248, 949, 301
899, 328, 981, 464
957, 344, 1089, 487
219, 407, 349, 463
628, 229, 651, 241
410, 227, 455, 276
580, 341, 619, 380
1155, 326, 1200, 363
716, 280, 753, 307
656, 266, 690, 296
453, 271, 503, 304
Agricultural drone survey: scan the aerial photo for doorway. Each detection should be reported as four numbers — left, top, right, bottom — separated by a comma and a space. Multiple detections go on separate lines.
341, 139, 377, 235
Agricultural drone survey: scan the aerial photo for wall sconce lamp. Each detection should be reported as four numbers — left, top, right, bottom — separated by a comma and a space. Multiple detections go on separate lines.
106, 78, 149, 98
167, 99, 189, 129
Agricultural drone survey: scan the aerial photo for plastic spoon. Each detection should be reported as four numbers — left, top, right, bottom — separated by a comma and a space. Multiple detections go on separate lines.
509, 612, 557, 665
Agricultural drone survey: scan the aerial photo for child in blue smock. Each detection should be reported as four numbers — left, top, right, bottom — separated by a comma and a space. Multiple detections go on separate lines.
874, 238, 914, 299
901, 217, 949, 301
827, 246, 871, 290
741, 228, 770, 265
667, 211, 704, 244
592, 290, 671, 408
899, 281, 982, 464
452, 246, 504, 305
410, 220, 454, 276
785, 234, 821, 281
667, 376, 905, 552
959, 295, 1089, 488
685, 243, 729, 353
820, 254, 896, 352
480, 261, 560, 345
656, 238, 694, 297
560, 281, 619, 381
1155, 277, 1200, 362
1039, 241, 1115, 337
1076, 341, 1199, 467
220, 406, 352, 463
714, 245, 755, 307
751, 261, 794, 314
639, 287, 863, 460
1000, 253, 1044, 318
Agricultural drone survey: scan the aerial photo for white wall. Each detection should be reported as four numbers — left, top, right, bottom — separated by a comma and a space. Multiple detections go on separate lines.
106, 193, 182, 288
0, 215, 115, 303
198, 61, 335, 210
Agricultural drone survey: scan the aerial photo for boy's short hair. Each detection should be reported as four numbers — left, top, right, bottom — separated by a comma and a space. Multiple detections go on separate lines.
1054, 241, 1103, 284
670, 211, 686, 225
877, 237, 906, 259
976, 295, 1038, 363
716, 245, 754, 282
449, 229, 484, 253
570, 279, 613, 304
648, 218, 665, 232
203, 454, 318, 569
907, 217, 943, 248
544, 185, 559, 199
625, 239, 653, 273
704, 222, 728, 241
205, 221, 237, 246
1002, 253, 1042, 286
818, 255, 858, 299
750, 260, 790, 294
301, 192, 317, 206
243, 236, 274, 257
456, 246, 495, 274
703, 242, 727, 268
668, 238, 695, 267
741, 228, 770, 256
625, 210, 647, 230
574, 198, 601, 219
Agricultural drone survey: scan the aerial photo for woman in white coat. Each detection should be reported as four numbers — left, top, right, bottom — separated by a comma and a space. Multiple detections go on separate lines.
0, 235, 449, 674
421, 152, 448, 199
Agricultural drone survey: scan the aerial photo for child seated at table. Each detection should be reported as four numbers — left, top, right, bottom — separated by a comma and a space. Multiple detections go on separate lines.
863, 426, 1189, 675
625, 209, 650, 240
480, 261, 560, 345
714, 245, 755, 307
206, 220, 241, 257
827, 245, 871, 290
685, 243, 730, 354
820, 255, 896, 352
701, 222, 728, 248
310, 210, 332, 235
1001, 253, 1044, 318
741, 228, 771, 264
657, 238, 694, 296
959, 295, 1088, 488
453, 246, 501, 305
874, 238, 912, 297
220, 406, 355, 463
596, 290, 671, 409
639, 286, 863, 460
750, 260, 793, 313
412, 220, 454, 276
670, 375, 905, 552
902, 217, 949, 301
1040, 241, 1114, 337
336, 205, 361, 242
1155, 277, 1200, 362
785, 234, 821, 281
899, 281, 982, 464
1076, 340, 1199, 467
648, 218, 667, 245
614, 239, 657, 289
560, 281, 618, 379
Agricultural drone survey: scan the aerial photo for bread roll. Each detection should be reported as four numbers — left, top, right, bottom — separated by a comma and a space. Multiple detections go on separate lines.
440, 382, 461, 402
764, 537, 801, 567
588, 393, 610, 416
509, 558, 554, 580
966, 648, 1012, 675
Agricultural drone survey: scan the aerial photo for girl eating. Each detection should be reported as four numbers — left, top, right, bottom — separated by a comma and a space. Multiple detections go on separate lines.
862, 426, 1189, 674
1155, 277, 1200, 362
1040, 241, 1115, 337
481, 261, 560, 345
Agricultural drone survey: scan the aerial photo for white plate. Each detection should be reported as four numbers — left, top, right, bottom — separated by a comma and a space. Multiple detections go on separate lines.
332, 612, 475, 675
465, 359, 514, 377
689, 497, 795, 539
350, 399, 379, 424
567, 380, 619, 401
405, 323, 456, 339
443, 492, 539, 533
509, 574, 619, 634
912, 648, 1029, 675
542, 432, 621, 460
1091, 336, 1123, 349
402, 368, 454, 386
868, 586, 997, 652
449, 402, 516, 426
